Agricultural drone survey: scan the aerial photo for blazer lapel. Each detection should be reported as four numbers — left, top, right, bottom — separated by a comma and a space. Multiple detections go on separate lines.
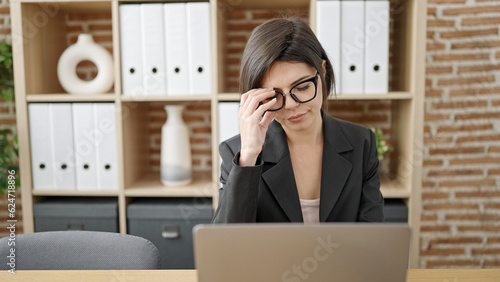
319, 112, 354, 222
261, 120, 303, 222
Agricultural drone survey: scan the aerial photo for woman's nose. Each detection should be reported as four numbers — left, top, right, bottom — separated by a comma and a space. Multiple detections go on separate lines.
284, 94, 300, 109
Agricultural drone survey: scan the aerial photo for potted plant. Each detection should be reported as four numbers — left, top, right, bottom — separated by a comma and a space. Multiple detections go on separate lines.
370, 127, 393, 161
0, 42, 19, 194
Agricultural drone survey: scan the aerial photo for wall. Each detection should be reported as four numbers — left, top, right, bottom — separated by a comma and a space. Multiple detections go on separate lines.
421, 0, 500, 268
0, 0, 499, 268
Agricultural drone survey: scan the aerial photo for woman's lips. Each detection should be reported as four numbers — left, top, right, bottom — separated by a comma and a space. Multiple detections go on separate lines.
288, 113, 306, 122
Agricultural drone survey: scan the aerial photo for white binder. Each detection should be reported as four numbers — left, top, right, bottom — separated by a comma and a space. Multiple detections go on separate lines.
364, 0, 389, 94
72, 103, 98, 190
50, 103, 76, 191
164, 3, 189, 95
94, 103, 119, 191
119, 4, 145, 96
187, 2, 212, 95
316, 0, 341, 94
141, 3, 167, 96
218, 102, 240, 144
341, 0, 365, 94
29, 103, 55, 190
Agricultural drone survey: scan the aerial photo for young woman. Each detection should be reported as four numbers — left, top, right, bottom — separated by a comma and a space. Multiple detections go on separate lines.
212, 18, 384, 223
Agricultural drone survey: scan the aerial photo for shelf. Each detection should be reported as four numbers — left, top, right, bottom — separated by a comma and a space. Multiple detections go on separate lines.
380, 179, 409, 199
125, 172, 214, 197
32, 190, 119, 197
217, 92, 412, 102
121, 95, 213, 102
26, 94, 117, 102
218, 0, 309, 9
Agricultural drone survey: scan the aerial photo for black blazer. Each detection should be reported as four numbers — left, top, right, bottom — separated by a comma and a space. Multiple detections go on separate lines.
212, 111, 384, 223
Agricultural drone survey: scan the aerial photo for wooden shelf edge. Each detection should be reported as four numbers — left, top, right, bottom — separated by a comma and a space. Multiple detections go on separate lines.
121, 95, 212, 102
125, 172, 214, 197
32, 190, 119, 197
380, 179, 410, 199
27, 94, 117, 102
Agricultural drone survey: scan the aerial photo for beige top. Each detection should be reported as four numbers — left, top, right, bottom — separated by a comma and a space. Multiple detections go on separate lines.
299, 198, 320, 223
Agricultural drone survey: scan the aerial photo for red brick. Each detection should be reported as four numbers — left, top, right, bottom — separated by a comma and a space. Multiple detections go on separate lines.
421, 225, 450, 232
427, 31, 435, 39
488, 146, 500, 153
457, 134, 500, 143
424, 137, 453, 144
446, 214, 500, 221
186, 104, 211, 111
433, 100, 488, 109
428, 7, 437, 16
452, 40, 500, 49
428, 237, 483, 245
440, 28, 498, 39
485, 203, 500, 209
66, 26, 83, 32
421, 214, 438, 221
424, 203, 478, 210
429, 147, 484, 155
427, 42, 446, 50
0, 28, 11, 35
226, 11, 246, 19
428, 169, 483, 177
437, 75, 495, 86
89, 24, 112, 31
433, 53, 489, 61
227, 23, 260, 31
0, 119, 16, 125
422, 181, 436, 188
426, 90, 442, 97
437, 124, 493, 133
450, 87, 500, 96
68, 14, 111, 21
329, 104, 364, 112
427, 19, 455, 27
497, 51, 500, 59
472, 248, 500, 255
191, 149, 211, 155
487, 237, 500, 244
458, 225, 500, 232
423, 159, 444, 166
425, 114, 449, 121
439, 179, 496, 188
421, 248, 464, 256
443, 5, 500, 15
192, 128, 211, 134
485, 260, 500, 267
493, 100, 500, 106
426, 66, 452, 74
426, 260, 480, 268
425, 78, 432, 87
462, 17, 500, 26
458, 64, 500, 73
456, 113, 500, 120
450, 157, 500, 165
422, 192, 449, 199
0, 7, 10, 13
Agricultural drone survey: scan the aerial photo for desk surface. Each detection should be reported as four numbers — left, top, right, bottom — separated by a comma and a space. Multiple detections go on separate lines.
2, 269, 500, 281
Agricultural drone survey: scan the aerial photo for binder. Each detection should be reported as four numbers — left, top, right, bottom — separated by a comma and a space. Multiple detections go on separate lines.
164, 3, 189, 95
141, 3, 167, 95
187, 2, 212, 95
218, 102, 240, 144
72, 103, 98, 190
94, 103, 119, 191
364, 0, 390, 94
316, 0, 341, 94
50, 103, 77, 191
119, 4, 145, 96
340, 0, 365, 94
29, 103, 55, 190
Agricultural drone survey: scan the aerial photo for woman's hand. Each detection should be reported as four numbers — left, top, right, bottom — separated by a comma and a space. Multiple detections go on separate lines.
238, 88, 277, 166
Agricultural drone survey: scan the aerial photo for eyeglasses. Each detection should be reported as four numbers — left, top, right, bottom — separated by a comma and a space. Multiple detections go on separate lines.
261, 72, 319, 112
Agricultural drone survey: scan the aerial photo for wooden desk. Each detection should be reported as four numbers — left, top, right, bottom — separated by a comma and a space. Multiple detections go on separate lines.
1, 269, 499, 281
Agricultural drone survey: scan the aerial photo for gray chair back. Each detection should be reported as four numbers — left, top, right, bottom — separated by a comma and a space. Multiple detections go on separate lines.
0, 231, 160, 270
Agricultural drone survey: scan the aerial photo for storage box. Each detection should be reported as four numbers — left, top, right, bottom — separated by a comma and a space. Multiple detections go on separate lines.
34, 197, 118, 232
127, 198, 213, 269
383, 199, 408, 223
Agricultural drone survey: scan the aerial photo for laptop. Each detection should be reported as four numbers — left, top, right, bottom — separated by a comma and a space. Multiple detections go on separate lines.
193, 223, 411, 282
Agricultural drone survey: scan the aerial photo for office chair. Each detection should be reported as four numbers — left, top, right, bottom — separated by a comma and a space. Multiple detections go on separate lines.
0, 231, 161, 270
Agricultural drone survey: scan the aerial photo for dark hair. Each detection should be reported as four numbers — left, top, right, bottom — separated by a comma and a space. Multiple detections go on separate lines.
239, 18, 335, 108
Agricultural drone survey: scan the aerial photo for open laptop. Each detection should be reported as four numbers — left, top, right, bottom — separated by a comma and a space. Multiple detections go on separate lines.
193, 223, 411, 282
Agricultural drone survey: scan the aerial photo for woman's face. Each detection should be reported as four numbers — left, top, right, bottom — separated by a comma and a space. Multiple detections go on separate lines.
261, 61, 323, 133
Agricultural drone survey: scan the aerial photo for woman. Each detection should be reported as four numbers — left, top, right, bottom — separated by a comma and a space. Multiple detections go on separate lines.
212, 17, 384, 223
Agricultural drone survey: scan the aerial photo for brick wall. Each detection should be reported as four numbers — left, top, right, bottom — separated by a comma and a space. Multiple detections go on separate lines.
1, 0, 499, 268
421, 0, 500, 268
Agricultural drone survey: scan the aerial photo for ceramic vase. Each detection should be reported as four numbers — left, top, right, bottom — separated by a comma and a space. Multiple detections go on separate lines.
161, 105, 192, 186
57, 33, 114, 94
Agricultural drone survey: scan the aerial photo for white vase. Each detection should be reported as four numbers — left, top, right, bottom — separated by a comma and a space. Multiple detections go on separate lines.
57, 33, 114, 94
161, 105, 192, 186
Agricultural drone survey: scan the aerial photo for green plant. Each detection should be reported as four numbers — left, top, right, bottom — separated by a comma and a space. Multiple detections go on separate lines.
370, 127, 393, 161
0, 42, 19, 194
